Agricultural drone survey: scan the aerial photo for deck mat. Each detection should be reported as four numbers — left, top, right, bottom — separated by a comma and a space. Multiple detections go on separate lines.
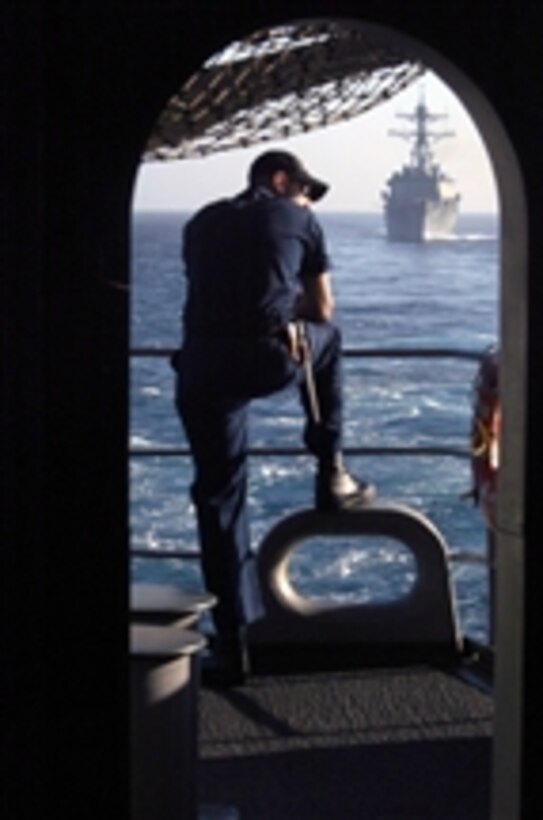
198, 667, 493, 819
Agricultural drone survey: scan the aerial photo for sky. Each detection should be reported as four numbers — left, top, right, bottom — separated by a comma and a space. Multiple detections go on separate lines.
132, 70, 498, 215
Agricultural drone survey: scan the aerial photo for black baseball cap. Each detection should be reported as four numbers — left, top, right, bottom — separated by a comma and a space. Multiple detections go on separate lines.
249, 150, 329, 202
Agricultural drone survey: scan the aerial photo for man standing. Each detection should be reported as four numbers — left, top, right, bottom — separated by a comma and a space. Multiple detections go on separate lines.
174, 150, 375, 682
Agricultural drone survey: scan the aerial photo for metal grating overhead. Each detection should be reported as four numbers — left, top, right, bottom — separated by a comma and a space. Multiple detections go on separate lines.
144, 20, 424, 161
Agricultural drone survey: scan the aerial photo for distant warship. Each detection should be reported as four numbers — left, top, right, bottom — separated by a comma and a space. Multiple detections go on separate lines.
382, 95, 460, 241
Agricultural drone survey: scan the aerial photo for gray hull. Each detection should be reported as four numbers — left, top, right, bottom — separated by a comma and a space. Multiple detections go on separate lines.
385, 197, 459, 242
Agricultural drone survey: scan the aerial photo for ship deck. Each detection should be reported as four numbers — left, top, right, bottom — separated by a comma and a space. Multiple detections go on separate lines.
198, 664, 493, 819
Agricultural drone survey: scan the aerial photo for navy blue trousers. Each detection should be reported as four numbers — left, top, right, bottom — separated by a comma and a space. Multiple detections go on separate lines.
175, 322, 343, 635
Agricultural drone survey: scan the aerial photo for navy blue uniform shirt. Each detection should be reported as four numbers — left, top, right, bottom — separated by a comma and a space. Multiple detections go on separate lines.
182, 186, 331, 339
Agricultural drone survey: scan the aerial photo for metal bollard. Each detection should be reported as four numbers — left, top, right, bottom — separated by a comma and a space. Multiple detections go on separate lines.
130, 583, 217, 629
130, 625, 206, 820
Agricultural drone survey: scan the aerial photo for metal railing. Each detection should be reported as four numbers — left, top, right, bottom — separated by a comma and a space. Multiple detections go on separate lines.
129, 345, 488, 570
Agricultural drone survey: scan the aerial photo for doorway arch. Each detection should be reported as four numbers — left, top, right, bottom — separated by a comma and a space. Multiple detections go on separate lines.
132, 16, 526, 819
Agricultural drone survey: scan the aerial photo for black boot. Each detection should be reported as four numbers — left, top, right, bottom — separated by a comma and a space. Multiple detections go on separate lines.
316, 454, 376, 512
203, 628, 250, 687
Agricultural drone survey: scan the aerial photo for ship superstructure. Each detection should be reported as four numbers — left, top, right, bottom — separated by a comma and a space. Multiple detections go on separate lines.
382, 94, 460, 241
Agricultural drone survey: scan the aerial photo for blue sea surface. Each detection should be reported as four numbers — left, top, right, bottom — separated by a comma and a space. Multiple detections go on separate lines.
130, 210, 499, 643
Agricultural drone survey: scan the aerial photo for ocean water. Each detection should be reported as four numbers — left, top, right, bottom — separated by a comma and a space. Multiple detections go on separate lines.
130, 210, 499, 643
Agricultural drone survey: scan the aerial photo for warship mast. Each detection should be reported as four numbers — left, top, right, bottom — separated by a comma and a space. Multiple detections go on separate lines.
390, 94, 455, 173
